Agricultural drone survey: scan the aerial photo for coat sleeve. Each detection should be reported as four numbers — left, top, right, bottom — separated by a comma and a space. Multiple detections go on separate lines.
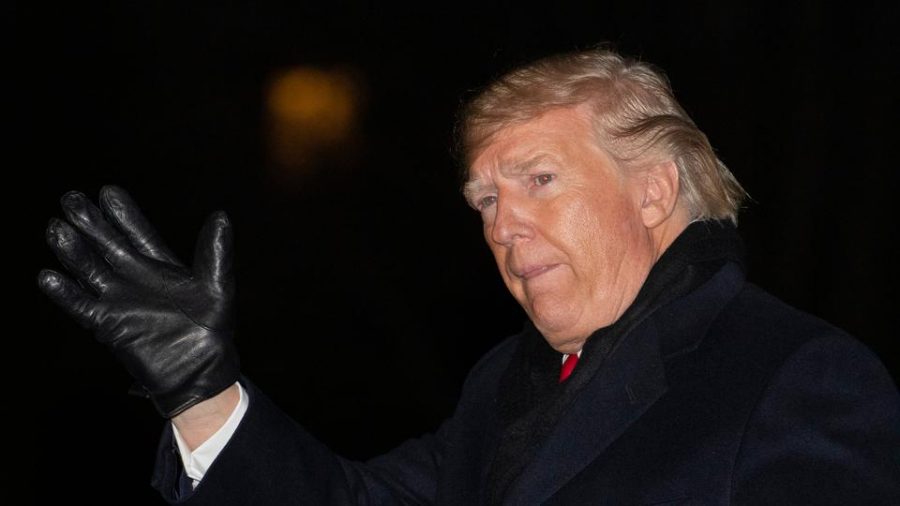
151, 376, 448, 505
731, 335, 900, 505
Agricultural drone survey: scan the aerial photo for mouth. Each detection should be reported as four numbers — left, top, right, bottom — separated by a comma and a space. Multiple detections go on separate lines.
513, 263, 560, 280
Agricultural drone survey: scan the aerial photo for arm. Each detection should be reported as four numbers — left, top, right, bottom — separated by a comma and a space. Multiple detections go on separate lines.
36, 187, 368, 503
732, 335, 900, 505
39, 186, 448, 504
153, 376, 447, 505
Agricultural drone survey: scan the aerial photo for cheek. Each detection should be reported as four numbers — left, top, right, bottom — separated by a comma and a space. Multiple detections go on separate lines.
555, 192, 615, 249
561, 192, 641, 270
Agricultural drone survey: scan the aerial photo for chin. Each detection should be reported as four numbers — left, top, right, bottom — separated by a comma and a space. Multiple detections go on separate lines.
531, 315, 588, 353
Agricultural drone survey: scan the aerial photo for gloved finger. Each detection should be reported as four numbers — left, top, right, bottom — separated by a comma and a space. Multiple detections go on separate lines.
46, 218, 116, 295
99, 185, 187, 269
60, 191, 151, 280
37, 268, 102, 330
193, 210, 234, 291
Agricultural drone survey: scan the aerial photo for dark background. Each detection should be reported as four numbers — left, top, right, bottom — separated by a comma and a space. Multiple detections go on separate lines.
14, 2, 898, 504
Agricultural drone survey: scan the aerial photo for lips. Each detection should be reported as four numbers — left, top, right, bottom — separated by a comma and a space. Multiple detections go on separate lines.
512, 263, 560, 280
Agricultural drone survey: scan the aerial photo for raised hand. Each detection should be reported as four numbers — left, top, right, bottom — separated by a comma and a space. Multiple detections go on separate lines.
38, 185, 240, 418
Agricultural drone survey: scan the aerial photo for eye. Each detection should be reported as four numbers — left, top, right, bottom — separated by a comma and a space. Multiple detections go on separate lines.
533, 174, 555, 186
478, 195, 497, 210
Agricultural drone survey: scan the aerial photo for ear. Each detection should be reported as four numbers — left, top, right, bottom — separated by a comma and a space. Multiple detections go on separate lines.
639, 160, 680, 228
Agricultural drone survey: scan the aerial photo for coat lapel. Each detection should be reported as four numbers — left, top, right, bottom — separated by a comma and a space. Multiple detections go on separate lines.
503, 320, 668, 505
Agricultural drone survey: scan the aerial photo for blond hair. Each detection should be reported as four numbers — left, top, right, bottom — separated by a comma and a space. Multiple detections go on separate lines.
458, 48, 747, 223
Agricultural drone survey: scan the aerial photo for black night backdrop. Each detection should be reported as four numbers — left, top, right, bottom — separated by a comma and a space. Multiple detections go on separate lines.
15, 2, 898, 503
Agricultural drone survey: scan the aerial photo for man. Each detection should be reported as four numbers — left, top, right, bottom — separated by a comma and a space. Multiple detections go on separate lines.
39, 48, 900, 504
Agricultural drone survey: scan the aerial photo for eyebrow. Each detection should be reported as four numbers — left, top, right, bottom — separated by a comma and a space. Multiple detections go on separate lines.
462, 179, 486, 204
463, 154, 551, 202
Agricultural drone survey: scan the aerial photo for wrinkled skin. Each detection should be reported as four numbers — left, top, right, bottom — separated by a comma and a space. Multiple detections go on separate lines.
38, 185, 240, 418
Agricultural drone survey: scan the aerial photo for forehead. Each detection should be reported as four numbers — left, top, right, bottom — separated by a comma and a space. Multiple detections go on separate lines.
466, 106, 597, 182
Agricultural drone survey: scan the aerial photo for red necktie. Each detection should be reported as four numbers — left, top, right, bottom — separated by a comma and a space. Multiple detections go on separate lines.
559, 353, 579, 383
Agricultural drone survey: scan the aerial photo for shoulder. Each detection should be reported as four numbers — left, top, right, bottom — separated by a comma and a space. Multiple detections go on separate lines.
440, 328, 529, 418
707, 282, 874, 371
739, 284, 897, 408
681, 280, 899, 427
461, 331, 522, 392
688, 285, 900, 503
726, 291, 900, 503
722, 282, 846, 339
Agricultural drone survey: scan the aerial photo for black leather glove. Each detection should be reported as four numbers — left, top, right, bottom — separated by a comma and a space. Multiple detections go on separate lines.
38, 185, 240, 418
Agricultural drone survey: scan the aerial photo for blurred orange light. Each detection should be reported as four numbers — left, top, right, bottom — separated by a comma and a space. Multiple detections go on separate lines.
265, 66, 361, 173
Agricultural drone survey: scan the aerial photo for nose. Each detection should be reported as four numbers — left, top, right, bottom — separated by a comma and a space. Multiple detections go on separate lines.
488, 195, 532, 246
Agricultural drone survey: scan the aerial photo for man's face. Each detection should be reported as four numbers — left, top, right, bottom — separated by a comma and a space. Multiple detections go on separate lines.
465, 106, 658, 354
